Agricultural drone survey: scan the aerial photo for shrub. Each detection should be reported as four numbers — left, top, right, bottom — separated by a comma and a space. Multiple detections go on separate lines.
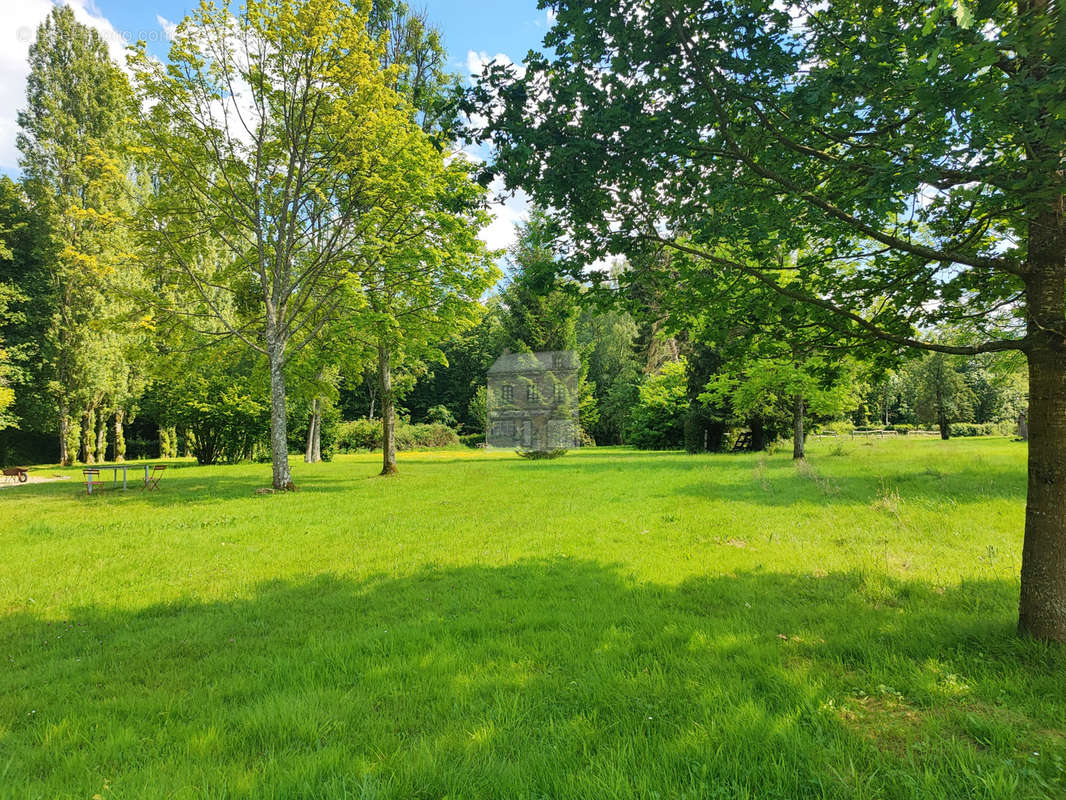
885, 424, 915, 435
336, 419, 460, 452
459, 433, 484, 448
627, 360, 688, 450
168, 386, 269, 465
516, 448, 568, 460
395, 422, 460, 450
335, 419, 380, 451
425, 404, 458, 428
949, 422, 1009, 437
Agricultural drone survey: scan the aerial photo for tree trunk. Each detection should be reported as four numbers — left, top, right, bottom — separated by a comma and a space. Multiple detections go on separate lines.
81, 408, 95, 464
792, 394, 805, 460
58, 401, 72, 466
938, 410, 950, 440
1018, 205, 1066, 640
936, 380, 950, 440
267, 340, 294, 491
749, 418, 767, 451
95, 411, 108, 463
312, 408, 322, 463
1020, 346, 1066, 641
379, 342, 397, 476
304, 398, 320, 463
113, 409, 126, 462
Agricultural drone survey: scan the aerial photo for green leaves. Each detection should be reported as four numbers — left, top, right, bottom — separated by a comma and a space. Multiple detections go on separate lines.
476, 0, 1052, 358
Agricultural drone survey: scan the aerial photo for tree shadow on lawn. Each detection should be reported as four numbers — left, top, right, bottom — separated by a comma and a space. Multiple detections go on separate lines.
2, 561, 1063, 799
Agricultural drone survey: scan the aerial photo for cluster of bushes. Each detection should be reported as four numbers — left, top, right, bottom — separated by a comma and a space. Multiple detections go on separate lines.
949, 422, 1013, 437
826, 422, 1012, 437
335, 419, 460, 452
625, 360, 689, 450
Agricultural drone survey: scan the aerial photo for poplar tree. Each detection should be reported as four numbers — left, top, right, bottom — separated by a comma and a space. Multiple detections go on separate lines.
17, 5, 134, 465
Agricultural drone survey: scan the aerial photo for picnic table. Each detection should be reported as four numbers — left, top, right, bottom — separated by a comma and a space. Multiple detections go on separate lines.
100, 463, 156, 490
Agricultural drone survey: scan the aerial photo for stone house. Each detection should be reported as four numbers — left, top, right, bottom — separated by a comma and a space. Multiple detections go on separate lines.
487, 351, 580, 450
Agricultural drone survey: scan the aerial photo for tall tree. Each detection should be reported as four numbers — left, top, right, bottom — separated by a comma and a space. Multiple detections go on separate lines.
17, 5, 134, 465
130, 0, 440, 490
478, 0, 1066, 641
363, 3, 497, 476
0, 286, 19, 432
499, 209, 581, 354
364, 164, 496, 475
904, 351, 977, 439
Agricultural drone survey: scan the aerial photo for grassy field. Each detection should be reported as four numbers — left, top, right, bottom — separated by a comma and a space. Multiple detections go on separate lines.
1, 437, 1063, 799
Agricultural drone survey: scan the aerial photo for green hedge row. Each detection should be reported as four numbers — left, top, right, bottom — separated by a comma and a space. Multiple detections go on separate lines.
949, 422, 1013, 437
335, 419, 460, 452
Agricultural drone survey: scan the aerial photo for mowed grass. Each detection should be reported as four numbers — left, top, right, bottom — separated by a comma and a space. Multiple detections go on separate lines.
1, 438, 1064, 799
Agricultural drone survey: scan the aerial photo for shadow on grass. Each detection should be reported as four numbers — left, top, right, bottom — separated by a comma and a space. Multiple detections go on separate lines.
2, 561, 1063, 799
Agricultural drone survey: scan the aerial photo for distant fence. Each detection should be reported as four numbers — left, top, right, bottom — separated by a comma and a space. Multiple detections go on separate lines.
810, 429, 941, 440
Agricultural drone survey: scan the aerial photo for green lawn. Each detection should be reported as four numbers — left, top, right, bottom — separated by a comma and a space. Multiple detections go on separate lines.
1, 438, 1063, 799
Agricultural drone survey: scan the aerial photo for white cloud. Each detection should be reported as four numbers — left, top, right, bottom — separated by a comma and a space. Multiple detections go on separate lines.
0, 0, 172, 173
466, 50, 523, 83
464, 53, 529, 255
156, 15, 178, 41
481, 181, 529, 253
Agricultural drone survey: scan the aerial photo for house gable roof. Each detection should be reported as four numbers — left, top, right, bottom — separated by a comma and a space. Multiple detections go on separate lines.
488, 351, 579, 375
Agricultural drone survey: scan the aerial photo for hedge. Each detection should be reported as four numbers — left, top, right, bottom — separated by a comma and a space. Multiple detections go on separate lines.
336, 419, 460, 452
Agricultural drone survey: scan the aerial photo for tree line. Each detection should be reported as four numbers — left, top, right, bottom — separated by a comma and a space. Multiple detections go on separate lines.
0, 0, 496, 486
0, 0, 1059, 643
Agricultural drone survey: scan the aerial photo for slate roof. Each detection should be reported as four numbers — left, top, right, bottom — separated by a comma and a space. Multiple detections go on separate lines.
488, 351, 579, 375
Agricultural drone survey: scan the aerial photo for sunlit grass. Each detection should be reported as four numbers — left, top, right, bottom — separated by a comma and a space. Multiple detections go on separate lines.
1, 438, 1063, 798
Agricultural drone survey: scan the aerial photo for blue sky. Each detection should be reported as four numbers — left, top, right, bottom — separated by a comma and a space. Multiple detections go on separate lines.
0, 0, 549, 248
113, 0, 552, 70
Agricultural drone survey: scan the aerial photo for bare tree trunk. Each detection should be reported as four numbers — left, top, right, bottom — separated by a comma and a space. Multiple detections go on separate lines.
95, 411, 108, 463
266, 339, 294, 491
304, 398, 320, 463
113, 409, 126, 462
81, 408, 95, 464
379, 342, 397, 476
934, 364, 951, 439
312, 407, 322, 463
1018, 215, 1066, 640
792, 394, 805, 460
58, 401, 72, 466
1021, 346, 1066, 641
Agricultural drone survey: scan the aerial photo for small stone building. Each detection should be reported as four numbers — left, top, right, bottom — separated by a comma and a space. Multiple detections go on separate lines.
487, 351, 580, 450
